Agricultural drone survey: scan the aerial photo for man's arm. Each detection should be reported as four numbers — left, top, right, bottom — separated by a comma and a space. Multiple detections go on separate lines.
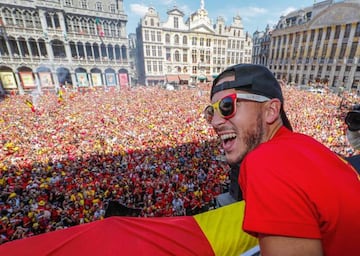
259, 235, 323, 256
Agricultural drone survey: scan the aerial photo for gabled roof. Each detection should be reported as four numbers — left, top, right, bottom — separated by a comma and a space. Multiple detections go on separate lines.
167, 7, 185, 17
190, 24, 215, 34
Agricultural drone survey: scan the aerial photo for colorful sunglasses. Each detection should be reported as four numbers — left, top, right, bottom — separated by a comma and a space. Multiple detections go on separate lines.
204, 93, 270, 124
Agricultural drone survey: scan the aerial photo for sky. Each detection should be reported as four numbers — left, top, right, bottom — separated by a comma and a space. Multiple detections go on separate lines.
123, 0, 318, 35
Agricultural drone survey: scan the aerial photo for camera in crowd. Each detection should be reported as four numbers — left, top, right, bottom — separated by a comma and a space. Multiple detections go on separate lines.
345, 104, 360, 131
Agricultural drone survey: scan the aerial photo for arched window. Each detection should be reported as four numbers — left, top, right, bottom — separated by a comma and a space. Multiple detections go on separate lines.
174, 50, 180, 62
165, 34, 170, 43
174, 35, 179, 44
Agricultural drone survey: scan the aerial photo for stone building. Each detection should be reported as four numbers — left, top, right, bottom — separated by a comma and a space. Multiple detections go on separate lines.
0, 0, 131, 94
269, 0, 360, 91
136, 0, 252, 86
252, 24, 272, 67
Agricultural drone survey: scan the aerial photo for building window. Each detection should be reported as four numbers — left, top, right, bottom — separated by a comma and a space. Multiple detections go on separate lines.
192, 49, 197, 63
330, 43, 337, 58
64, 0, 73, 6
96, 2, 102, 11
339, 43, 347, 59
206, 38, 211, 47
147, 61, 152, 72
174, 50, 180, 62
310, 30, 315, 41
192, 37, 197, 46
145, 45, 150, 56
24, 11, 34, 28
302, 31, 307, 43
200, 38, 204, 46
349, 42, 357, 59
152, 46, 156, 56
321, 43, 328, 57
34, 13, 41, 28
174, 35, 179, 44
103, 22, 109, 36
14, 10, 23, 27
183, 36, 187, 45
165, 34, 170, 43
150, 18, 154, 26
325, 26, 331, 40
80, 0, 88, 9
334, 25, 341, 39
166, 48, 171, 61
183, 50, 187, 62
88, 20, 95, 34
174, 17, 179, 29
355, 22, 360, 37
110, 4, 116, 13
151, 31, 155, 41
157, 46, 162, 57
144, 30, 149, 41
157, 31, 161, 42
317, 28, 323, 42
344, 24, 351, 38
110, 24, 116, 37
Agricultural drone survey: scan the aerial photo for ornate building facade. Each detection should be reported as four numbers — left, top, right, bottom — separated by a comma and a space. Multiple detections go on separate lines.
136, 0, 252, 86
252, 25, 271, 66
268, 0, 360, 91
0, 0, 131, 94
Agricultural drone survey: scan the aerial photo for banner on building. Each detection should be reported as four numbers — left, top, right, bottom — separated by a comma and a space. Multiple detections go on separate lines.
106, 73, 116, 86
38, 72, 54, 88
118, 73, 128, 90
76, 72, 88, 87
19, 72, 36, 89
0, 72, 17, 89
91, 73, 102, 86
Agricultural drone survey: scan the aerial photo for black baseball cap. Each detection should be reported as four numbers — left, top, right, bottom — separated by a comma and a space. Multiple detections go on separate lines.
211, 64, 293, 131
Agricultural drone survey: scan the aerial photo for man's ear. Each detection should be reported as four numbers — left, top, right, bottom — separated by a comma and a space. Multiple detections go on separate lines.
264, 99, 282, 125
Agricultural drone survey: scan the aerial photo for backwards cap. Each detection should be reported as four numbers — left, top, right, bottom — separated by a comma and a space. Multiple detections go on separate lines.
211, 64, 292, 131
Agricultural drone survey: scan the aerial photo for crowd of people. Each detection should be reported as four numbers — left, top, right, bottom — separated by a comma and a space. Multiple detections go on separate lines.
0, 83, 357, 244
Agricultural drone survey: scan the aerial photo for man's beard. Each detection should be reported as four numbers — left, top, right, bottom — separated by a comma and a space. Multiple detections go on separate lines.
238, 113, 265, 163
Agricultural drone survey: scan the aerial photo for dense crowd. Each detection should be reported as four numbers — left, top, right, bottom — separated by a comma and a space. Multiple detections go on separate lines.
0, 83, 357, 244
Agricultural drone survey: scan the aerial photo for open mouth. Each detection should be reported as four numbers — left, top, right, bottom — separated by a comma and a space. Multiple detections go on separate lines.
220, 133, 237, 149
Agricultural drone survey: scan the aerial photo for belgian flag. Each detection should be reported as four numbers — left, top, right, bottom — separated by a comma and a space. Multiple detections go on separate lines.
25, 99, 35, 113
0, 201, 258, 255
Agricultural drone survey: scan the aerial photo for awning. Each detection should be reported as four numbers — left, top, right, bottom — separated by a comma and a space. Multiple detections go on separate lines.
166, 75, 179, 82
178, 74, 190, 81
146, 76, 165, 81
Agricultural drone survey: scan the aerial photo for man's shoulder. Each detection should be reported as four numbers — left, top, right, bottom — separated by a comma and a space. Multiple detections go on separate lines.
345, 154, 360, 174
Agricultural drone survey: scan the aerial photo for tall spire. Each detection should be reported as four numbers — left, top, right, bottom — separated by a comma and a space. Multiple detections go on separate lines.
200, 0, 205, 10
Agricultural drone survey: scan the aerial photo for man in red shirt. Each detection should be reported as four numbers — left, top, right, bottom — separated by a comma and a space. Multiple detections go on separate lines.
204, 63, 360, 255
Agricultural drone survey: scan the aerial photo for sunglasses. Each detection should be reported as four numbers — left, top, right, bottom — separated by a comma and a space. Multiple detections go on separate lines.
345, 111, 360, 131
204, 93, 270, 124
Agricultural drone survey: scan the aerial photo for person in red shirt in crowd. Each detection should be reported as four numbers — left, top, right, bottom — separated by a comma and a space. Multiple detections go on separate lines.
205, 63, 360, 255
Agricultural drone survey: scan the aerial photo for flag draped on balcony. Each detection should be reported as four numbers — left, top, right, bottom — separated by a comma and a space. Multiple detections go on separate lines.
95, 17, 104, 37
0, 201, 258, 255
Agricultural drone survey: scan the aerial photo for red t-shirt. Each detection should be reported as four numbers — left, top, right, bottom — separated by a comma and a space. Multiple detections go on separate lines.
239, 127, 360, 256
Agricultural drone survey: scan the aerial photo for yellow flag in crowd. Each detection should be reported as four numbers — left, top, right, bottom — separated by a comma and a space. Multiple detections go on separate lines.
25, 99, 35, 112
57, 89, 64, 103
